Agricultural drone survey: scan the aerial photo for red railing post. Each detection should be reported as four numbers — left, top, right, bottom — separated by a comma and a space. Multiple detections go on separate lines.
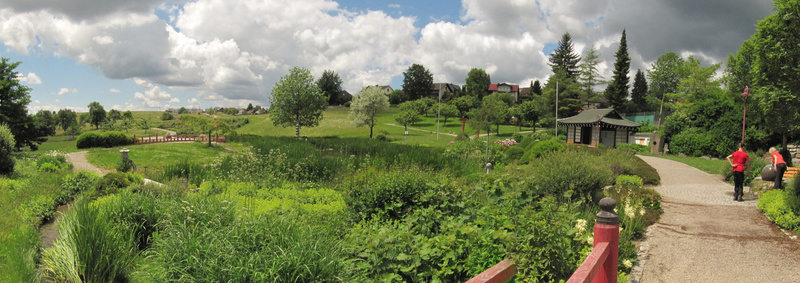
592, 198, 619, 283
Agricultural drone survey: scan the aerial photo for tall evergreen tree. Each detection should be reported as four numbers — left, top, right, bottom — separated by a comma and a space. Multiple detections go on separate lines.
548, 32, 581, 79
579, 44, 604, 105
605, 30, 631, 110
402, 64, 433, 101
631, 69, 649, 111
532, 80, 542, 96
316, 70, 343, 105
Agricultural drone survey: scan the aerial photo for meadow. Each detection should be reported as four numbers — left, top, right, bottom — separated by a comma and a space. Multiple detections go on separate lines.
2, 108, 662, 282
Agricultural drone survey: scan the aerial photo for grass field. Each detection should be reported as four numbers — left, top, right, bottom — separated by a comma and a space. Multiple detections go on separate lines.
648, 153, 729, 175
85, 142, 247, 171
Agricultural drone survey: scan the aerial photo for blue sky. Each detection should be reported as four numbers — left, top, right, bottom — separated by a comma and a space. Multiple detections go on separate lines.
0, 0, 774, 113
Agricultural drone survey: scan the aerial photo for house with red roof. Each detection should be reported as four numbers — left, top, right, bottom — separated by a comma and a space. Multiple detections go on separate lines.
488, 83, 520, 103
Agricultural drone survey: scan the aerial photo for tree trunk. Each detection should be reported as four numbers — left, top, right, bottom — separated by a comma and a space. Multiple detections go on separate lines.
295, 123, 300, 138
404, 124, 408, 136
369, 120, 374, 139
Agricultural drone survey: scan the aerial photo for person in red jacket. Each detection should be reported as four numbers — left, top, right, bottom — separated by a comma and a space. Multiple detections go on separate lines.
726, 143, 750, 202
769, 147, 787, 189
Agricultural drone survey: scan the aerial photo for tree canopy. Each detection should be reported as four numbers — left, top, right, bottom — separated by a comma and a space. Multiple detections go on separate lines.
630, 69, 649, 112
349, 86, 390, 138
317, 70, 344, 105
269, 67, 328, 138
402, 64, 433, 101
465, 68, 491, 99
0, 57, 46, 150
87, 101, 106, 129
578, 45, 603, 104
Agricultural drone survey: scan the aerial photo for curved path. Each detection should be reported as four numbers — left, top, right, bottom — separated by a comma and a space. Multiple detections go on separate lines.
636, 155, 800, 282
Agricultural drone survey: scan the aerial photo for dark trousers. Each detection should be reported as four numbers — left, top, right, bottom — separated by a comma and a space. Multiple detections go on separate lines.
733, 171, 745, 199
775, 163, 787, 189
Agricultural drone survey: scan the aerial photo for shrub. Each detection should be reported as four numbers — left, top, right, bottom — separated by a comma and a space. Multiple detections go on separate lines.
758, 189, 800, 232
76, 131, 133, 149
616, 143, 649, 154
520, 138, 565, 164
116, 159, 134, 173
454, 131, 471, 141
37, 163, 59, 172
91, 172, 131, 198
343, 168, 454, 221
21, 194, 56, 223
511, 133, 523, 143
0, 123, 15, 175
504, 146, 525, 162
36, 152, 70, 171
529, 151, 614, 199
62, 171, 100, 196
616, 175, 643, 186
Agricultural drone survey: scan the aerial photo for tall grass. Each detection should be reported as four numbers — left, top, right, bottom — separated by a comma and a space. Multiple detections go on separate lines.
41, 200, 137, 283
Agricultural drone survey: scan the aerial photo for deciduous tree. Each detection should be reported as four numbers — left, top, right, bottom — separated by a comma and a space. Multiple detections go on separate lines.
87, 101, 106, 129
269, 67, 328, 138
349, 86, 390, 138
0, 57, 44, 150
465, 68, 491, 99
579, 45, 604, 104
394, 110, 420, 135
57, 108, 78, 133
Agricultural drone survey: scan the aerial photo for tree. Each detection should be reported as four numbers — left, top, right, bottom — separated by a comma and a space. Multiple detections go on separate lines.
57, 109, 78, 133
473, 96, 508, 135
465, 68, 491, 99
605, 30, 631, 111
388, 89, 406, 105
137, 118, 152, 134
648, 52, 684, 121
402, 64, 433, 101
394, 110, 420, 135
518, 100, 539, 131
749, 0, 800, 148
316, 70, 343, 105
269, 67, 328, 138
549, 32, 581, 79
87, 101, 106, 129
178, 107, 189, 114
579, 45, 604, 104
532, 80, 542, 96
122, 110, 133, 121
161, 111, 174, 121
631, 69, 649, 112
33, 110, 57, 136
438, 103, 459, 126
399, 100, 428, 116
107, 109, 122, 123
451, 95, 478, 117
246, 103, 254, 111
0, 57, 43, 150
349, 86, 390, 138
0, 123, 14, 174
542, 70, 583, 120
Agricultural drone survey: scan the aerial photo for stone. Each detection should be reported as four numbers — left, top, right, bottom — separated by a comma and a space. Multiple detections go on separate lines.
761, 164, 776, 181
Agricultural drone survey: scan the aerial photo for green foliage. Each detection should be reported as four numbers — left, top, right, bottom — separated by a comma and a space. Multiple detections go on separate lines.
160, 111, 173, 121
87, 101, 107, 129
549, 32, 581, 79
116, 158, 134, 173
62, 171, 100, 196
41, 199, 137, 282
520, 138, 566, 163
344, 168, 453, 221
616, 143, 649, 154
465, 68, 491, 99
269, 66, 328, 138
454, 131, 470, 142
388, 89, 406, 105
663, 94, 741, 158
529, 151, 614, 199
605, 30, 631, 110
76, 131, 133, 149
402, 63, 434, 101
91, 172, 131, 198
0, 123, 15, 175
504, 146, 525, 162
21, 194, 56, 223
444, 139, 505, 166
616, 175, 643, 186
757, 184, 800, 233
317, 69, 344, 105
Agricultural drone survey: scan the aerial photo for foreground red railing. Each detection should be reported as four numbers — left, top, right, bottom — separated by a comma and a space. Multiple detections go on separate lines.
133, 134, 227, 144
466, 197, 619, 283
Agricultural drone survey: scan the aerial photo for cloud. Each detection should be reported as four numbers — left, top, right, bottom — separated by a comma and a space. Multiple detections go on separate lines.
109, 88, 121, 93
0, 0, 776, 109
133, 78, 179, 108
16, 72, 42, 84
57, 88, 77, 95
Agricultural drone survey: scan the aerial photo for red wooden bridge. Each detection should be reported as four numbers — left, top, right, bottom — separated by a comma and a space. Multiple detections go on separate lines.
133, 134, 228, 144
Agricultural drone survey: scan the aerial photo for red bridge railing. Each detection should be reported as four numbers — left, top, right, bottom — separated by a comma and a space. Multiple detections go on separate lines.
133, 134, 227, 144
466, 197, 619, 283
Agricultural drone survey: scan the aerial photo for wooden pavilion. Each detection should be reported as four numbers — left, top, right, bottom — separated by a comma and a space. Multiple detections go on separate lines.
557, 109, 640, 148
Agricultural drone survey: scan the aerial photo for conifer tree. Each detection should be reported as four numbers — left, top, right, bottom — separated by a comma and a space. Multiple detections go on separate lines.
548, 32, 581, 79
631, 69, 649, 111
605, 30, 631, 110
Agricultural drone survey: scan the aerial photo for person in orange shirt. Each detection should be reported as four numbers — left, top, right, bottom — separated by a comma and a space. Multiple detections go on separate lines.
769, 147, 787, 189
727, 143, 749, 202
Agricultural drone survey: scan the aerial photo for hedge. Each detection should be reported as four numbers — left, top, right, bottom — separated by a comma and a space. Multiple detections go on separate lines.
76, 131, 133, 149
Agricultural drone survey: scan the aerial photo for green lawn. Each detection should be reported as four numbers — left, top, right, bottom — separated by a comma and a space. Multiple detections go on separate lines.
648, 154, 728, 175
85, 142, 248, 170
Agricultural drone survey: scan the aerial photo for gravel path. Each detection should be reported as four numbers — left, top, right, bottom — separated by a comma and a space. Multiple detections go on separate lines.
65, 151, 103, 174
635, 155, 800, 283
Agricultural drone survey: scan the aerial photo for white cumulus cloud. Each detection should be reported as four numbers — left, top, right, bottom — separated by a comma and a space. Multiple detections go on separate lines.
16, 72, 42, 84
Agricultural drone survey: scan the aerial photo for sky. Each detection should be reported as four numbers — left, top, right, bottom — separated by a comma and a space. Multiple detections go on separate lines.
0, 0, 775, 113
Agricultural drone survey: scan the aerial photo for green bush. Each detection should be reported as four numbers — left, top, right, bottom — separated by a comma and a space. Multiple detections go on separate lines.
520, 138, 565, 164
76, 131, 133, 149
62, 171, 100, 196
21, 194, 56, 223
454, 131, 471, 141
529, 151, 614, 199
616, 143, 648, 154
343, 168, 454, 221
504, 146, 525, 162
758, 188, 800, 232
616, 175, 643, 186
37, 163, 59, 172
36, 153, 70, 171
0, 123, 15, 175
116, 159, 134, 173
90, 172, 131, 198
511, 133, 523, 143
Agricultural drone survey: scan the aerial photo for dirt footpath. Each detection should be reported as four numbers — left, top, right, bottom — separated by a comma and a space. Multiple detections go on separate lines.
65, 151, 102, 174
636, 156, 800, 283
